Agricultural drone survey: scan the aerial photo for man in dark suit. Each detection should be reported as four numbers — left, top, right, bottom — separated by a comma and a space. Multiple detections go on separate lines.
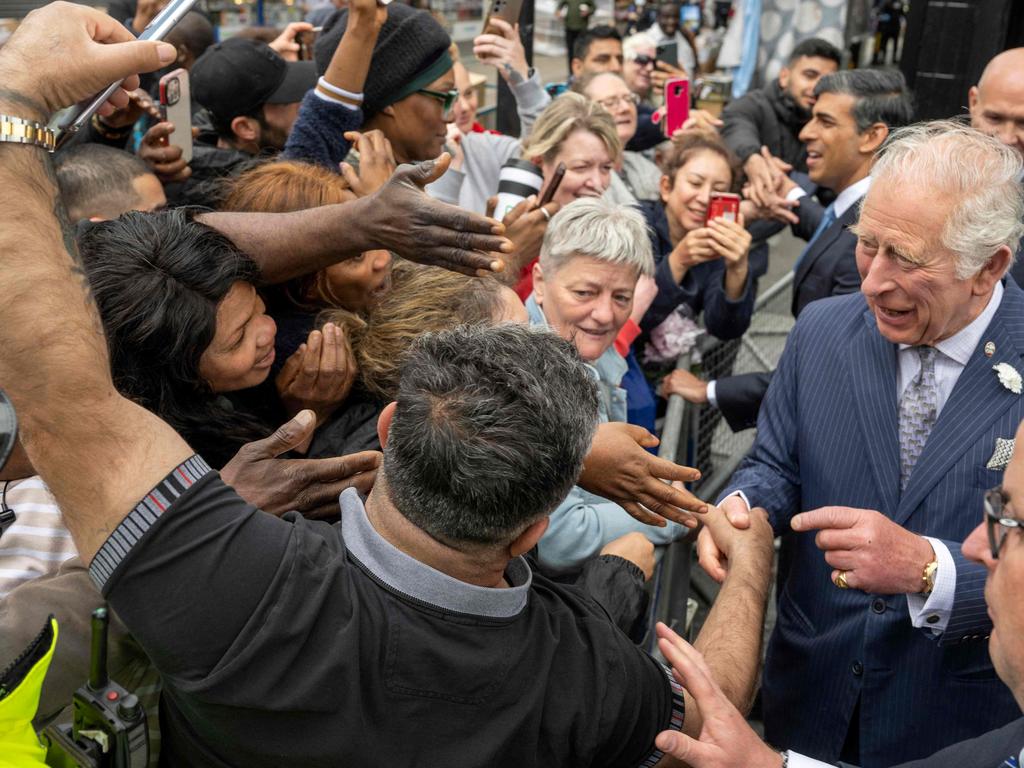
649, 408, 1024, 767
697, 121, 1024, 766
662, 70, 913, 432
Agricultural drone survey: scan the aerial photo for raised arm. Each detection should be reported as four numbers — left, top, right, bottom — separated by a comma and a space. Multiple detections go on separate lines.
195, 154, 513, 282
0, 3, 193, 562
281, 0, 385, 168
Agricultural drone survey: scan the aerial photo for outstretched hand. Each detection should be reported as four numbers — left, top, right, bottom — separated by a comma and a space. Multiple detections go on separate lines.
654, 623, 782, 768
221, 410, 381, 520
365, 154, 513, 276
577, 422, 707, 528
0, 2, 177, 121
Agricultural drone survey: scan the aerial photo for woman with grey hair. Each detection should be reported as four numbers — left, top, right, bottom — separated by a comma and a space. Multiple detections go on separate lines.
527, 197, 689, 572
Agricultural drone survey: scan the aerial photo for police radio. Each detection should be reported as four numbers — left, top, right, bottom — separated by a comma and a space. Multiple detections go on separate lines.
41, 607, 148, 768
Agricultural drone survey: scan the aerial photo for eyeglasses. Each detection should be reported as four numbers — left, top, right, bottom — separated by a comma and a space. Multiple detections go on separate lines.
596, 93, 640, 111
631, 54, 655, 67
985, 485, 1022, 560
417, 88, 459, 117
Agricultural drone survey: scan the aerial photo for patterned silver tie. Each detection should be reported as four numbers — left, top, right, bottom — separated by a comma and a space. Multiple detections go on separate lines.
899, 346, 939, 491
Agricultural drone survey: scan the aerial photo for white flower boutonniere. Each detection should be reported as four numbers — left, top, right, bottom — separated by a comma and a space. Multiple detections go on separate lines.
994, 362, 1023, 395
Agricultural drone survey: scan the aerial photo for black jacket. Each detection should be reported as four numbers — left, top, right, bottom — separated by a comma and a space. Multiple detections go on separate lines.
720, 80, 811, 170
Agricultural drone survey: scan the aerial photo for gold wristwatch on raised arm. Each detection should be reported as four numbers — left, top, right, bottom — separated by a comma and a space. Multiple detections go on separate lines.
0, 115, 56, 152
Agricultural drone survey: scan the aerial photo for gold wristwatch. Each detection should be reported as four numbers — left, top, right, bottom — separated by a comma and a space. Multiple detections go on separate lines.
921, 559, 938, 595
0, 115, 56, 152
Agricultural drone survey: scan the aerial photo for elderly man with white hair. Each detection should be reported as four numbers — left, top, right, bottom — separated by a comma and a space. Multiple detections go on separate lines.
698, 121, 1024, 766
528, 197, 690, 572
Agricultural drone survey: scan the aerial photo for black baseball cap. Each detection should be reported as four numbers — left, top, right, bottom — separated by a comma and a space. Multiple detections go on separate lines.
0, 388, 16, 472
192, 38, 316, 121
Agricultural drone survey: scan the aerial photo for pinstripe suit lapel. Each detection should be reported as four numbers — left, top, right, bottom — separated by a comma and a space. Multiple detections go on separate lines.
847, 307, 901, 517
895, 281, 1024, 524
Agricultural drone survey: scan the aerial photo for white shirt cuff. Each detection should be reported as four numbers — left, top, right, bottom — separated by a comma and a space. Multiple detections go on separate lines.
906, 536, 956, 634
785, 186, 807, 203
787, 751, 835, 768
706, 379, 718, 408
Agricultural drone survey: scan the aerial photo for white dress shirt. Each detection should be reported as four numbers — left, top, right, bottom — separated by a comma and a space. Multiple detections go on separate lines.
905, 280, 1003, 632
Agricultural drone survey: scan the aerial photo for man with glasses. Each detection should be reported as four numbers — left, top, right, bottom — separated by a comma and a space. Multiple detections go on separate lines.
699, 121, 1024, 765
651, 419, 1024, 768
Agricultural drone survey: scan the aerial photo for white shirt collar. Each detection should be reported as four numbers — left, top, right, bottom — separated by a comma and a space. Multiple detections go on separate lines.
898, 280, 1004, 365
833, 175, 872, 218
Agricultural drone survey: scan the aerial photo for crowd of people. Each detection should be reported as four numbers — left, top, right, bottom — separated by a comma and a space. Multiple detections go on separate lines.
0, 1, 1024, 767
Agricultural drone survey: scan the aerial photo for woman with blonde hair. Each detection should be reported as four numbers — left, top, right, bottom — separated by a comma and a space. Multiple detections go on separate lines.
308, 261, 526, 457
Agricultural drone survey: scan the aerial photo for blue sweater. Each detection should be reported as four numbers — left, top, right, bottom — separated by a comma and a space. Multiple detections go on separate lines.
281, 92, 365, 171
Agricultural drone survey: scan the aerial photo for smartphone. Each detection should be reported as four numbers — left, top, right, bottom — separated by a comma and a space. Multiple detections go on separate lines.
538, 162, 566, 207
51, 0, 199, 145
706, 192, 740, 224
297, 27, 321, 61
656, 40, 678, 69
482, 0, 524, 36
663, 77, 690, 137
159, 69, 193, 163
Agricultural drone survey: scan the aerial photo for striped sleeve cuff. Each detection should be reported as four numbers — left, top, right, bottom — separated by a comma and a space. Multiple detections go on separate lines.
89, 455, 213, 591
638, 663, 686, 767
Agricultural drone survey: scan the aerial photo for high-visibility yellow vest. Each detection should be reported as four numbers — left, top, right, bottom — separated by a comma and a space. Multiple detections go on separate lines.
0, 617, 57, 768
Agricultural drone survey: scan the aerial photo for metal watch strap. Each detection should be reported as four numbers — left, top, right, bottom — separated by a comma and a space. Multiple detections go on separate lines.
922, 559, 938, 595
0, 115, 56, 152
779, 750, 789, 768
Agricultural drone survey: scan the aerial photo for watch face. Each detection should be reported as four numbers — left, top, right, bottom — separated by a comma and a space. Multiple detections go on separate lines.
0, 389, 16, 472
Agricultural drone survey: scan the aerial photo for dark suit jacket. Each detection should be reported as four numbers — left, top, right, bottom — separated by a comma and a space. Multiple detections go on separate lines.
721, 285, 1024, 764
713, 193, 863, 431
837, 715, 1024, 768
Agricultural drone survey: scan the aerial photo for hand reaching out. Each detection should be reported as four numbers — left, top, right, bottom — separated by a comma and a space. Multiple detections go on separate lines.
361, 154, 513, 276
653, 622, 783, 768
221, 410, 381, 520
577, 421, 707, 528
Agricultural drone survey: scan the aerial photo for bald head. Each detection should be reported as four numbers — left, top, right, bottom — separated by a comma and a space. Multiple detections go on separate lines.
969, 48, 1024, 160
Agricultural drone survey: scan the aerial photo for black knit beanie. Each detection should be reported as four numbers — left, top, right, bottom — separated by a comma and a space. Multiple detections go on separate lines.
314, 4, 452, 119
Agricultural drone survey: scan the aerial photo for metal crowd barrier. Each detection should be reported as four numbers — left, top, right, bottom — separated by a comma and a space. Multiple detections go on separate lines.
649, 272, 796, 645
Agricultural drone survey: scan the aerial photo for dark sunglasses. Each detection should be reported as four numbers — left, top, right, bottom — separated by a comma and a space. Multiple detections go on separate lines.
985, 485, 1022, 560
631, 54, 656, 67
417, 88, 459, 116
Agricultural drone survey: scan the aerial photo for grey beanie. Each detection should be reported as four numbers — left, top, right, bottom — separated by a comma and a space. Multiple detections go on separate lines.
314, 4, 452, 119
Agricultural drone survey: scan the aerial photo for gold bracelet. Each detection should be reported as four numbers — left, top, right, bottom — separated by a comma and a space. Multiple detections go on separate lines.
0, 114, 56, 152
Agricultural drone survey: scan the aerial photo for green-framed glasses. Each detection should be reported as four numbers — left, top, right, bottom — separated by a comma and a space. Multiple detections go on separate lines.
417, 88, 459, 117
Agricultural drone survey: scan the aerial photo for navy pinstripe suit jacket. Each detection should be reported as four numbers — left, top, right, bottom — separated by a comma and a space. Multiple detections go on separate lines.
722, 281, 1024, 767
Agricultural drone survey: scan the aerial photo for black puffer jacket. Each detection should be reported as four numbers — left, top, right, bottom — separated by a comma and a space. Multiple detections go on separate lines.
720, 80, 811, 171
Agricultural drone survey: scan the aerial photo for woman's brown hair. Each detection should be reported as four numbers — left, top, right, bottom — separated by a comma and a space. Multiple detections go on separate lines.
221, 161, 359, 311
659, 131, 743, 193
321, 262, 512, 401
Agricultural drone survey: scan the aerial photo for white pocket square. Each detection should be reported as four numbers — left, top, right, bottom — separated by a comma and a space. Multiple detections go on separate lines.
987, 438, 1015, 470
